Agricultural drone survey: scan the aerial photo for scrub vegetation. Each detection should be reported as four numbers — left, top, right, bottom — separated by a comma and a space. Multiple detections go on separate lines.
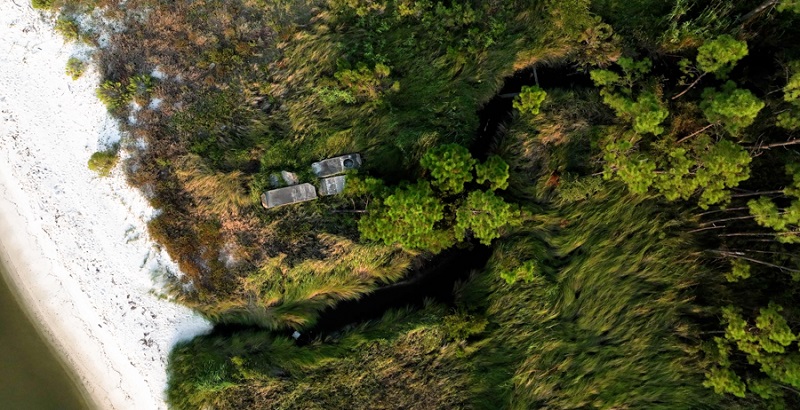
40, 0, 800, 408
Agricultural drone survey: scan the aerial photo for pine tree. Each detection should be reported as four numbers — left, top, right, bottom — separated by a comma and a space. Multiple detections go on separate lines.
475, 155, 510, 190
358, 181, 453, 252
420, 143, 476, 195
701, 81, 765, 135
454, 190, 520, 245
513, 85, 547, 116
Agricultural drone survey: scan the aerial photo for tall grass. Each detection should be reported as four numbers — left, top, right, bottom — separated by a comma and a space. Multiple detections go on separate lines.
167, 304, 476, 410
201, 234, 414, 330
463, 189, 719, 409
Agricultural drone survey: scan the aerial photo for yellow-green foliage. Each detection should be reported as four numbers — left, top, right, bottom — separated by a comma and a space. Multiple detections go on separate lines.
167, 306, 476, 410
87, 150, 118, 177
65, 57, 85, 80
175, 155, 250, 217
31, 0, 54, 10
513, 85, 547, 116
96, 80, 131, 112
464, 191, 717, 408
54, 16, 81, 42
209, 235, 413, 329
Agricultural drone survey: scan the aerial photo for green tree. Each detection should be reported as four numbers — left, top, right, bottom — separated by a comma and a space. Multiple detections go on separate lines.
776, 62, 800, 129
707, 303, 800, 405
778, 0, 800, 13
420, 143, 476, 195
748, 163, 800, 244
701, 81, 765, 135
704, 366, 746, 398
474, 155, 510, 190
654, 147, 698, 201
696, 35, 748, 78
693, 139, 752, 209
359, 181, 454, 252
726, 259, 752, 282
591, 58, 669, 136
513, 85, 547, 116
454, 190, 520, 245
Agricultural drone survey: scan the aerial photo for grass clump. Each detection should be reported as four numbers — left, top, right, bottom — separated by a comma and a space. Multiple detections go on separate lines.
87, 149, 118, 177
31, 0, 55, 10
95, 80, 131, 112
54, 16, 82, 42
167, 305, 475, 410
65, 57, 85, 80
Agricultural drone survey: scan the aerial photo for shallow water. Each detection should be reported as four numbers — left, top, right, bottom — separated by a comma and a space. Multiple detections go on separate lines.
0, 263, 89, 410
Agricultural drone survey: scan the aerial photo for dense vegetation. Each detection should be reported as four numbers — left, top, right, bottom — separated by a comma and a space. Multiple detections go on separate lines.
40, 0, 800, 408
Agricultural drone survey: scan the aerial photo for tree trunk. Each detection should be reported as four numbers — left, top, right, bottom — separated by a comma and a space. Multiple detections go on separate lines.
739, 0, 781, 26
718, 232, 798, 238
708, 249, 800, 273
755, 138, 800, 150
731, 189, 784, 198
676, 122, 715, 143
672, 73, 707, 101
699, 215, 756, 226
697, 206, 750, 217
688, 225, 728, 234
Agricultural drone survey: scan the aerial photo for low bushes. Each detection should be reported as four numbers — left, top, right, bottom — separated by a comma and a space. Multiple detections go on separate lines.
87, 149, 118, 177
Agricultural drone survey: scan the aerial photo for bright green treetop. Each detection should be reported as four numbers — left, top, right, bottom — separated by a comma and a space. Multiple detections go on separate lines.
701, 81, 765, 135
361, 145, 519, 253
694, 139, 752, 209
475, 155, 510, 190
654, 148, 699, 201
454, 190, 520, 245
513, 85, 547, 116
705, 303, 800, 405
629, 92, 669, 135
725, 259, 752, 282
696, 35, 748, 77
358, 181, 453, 252
776, 63, 800, 129
748, 163, 800, 244
592, 58, 668, 136
420, 143, 476, 195
778, 0, 800, 13
783, 66, 800, 103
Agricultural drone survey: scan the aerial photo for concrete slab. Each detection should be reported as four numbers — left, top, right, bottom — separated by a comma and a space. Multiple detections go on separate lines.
261, 183, 318, 208
311, 153, 362, 177
319, 175, 347, 196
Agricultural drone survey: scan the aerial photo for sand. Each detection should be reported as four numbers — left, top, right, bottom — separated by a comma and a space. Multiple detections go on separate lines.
0, 2, 212, 409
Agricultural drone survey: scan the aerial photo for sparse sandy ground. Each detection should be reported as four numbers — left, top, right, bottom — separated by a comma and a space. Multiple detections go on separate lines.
0, 2, 211, 409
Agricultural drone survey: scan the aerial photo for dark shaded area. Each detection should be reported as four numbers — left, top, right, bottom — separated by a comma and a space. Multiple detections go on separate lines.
210, 244, 492, 343
297, 244, 492, 343
472, 65, 593, 160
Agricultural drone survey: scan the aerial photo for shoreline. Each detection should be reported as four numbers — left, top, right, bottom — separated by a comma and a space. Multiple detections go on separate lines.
0, 229, 99, 410
0, 2, 212, 409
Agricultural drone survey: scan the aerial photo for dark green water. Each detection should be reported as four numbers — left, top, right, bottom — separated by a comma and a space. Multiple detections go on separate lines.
0, 263, 90, 410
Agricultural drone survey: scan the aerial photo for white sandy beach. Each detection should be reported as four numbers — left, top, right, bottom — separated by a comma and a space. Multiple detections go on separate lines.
0, 2, 212, 409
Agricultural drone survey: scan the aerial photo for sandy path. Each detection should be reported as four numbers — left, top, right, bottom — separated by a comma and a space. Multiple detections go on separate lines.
0, 3, 211, 409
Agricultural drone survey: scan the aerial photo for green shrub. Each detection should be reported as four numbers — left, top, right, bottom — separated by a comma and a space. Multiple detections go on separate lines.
127, 74, 155, 105
88, 150, 119, 177
513, 85, 547, 116
31, 0, 55, 10
96, 80, 131, 112
65, 57, 85, 80
55, 16, 81, 43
